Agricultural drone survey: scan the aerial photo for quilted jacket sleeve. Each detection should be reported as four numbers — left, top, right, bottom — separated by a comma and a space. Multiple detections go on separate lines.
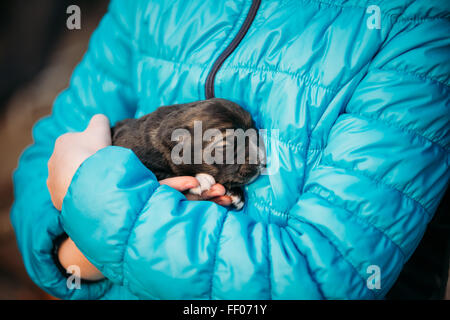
60, 14, 449, 299
10, 0, 138, 299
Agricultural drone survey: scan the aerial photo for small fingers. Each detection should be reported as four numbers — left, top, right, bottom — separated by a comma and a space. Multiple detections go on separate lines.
161, 176, 232, 208
200, 183, 226, 199
185, 193, 232, 207
211, 195, 233, 207
160, 176, 199, 191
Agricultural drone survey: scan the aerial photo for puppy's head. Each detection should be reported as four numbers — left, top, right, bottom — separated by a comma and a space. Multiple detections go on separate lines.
158, 98, 265, 187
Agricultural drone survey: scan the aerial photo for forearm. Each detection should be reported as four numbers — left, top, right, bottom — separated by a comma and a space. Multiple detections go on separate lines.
57, 237, 104, 281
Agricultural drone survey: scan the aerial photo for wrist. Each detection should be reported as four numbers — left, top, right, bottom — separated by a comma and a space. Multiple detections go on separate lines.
57, 237, 104, 281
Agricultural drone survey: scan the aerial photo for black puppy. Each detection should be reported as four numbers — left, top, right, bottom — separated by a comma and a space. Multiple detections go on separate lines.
111, 98, 264, 209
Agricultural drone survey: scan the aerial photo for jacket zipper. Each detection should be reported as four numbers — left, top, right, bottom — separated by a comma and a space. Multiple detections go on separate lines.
205, 0, 261, 99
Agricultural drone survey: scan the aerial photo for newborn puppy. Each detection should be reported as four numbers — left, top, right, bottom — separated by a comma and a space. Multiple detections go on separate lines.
111, 98, 264, 209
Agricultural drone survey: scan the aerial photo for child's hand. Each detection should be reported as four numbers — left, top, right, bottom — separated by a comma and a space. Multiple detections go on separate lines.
58, 237, 104, 281
159, 176, 232, 207
47, 114, 112, 211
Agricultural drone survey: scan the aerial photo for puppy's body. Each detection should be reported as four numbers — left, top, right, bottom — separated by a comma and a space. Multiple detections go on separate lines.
111, 98, 262, 209
111, 104, 179, 180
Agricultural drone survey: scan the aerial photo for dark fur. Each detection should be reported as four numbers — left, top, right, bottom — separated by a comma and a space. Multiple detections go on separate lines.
111, 98, 262, 206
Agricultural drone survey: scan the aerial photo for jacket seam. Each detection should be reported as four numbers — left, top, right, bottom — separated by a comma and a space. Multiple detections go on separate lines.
319, 159, 431, 218
209, 211, 229, 299
299, 0, 367, 12
304, 186, 407, 259
287, 214, 377, 299
372, 66, 450, 89
301, 0, 450, 23
252, 197, 289, 223
134, 52, 339, 98
392, 16, 450, 24
260, 130, 325, 153
345, 111, 448, 152
134, 51, 205, 71
220, 62, 340, 94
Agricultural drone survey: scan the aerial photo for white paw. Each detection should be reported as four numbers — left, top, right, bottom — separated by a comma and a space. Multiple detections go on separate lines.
189, 173, 216, 196
226, 190, 244, 210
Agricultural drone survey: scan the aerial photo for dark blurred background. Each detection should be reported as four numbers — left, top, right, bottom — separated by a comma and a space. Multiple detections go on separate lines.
0, 0, 108, 299
0, 0, 448, 300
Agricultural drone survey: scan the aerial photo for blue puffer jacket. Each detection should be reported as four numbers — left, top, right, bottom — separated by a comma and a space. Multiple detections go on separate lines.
11, 0, 449, 299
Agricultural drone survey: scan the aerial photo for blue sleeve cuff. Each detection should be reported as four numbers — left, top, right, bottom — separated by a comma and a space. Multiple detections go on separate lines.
61, 146, 159, 283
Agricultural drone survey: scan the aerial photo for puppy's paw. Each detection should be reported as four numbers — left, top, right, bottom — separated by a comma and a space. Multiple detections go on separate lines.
226, 187, 244, 210
189, 173, 216, 196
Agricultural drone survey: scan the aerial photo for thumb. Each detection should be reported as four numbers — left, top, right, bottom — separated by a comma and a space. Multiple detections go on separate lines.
85, 114, 110, 134
83, 114, 112, 146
